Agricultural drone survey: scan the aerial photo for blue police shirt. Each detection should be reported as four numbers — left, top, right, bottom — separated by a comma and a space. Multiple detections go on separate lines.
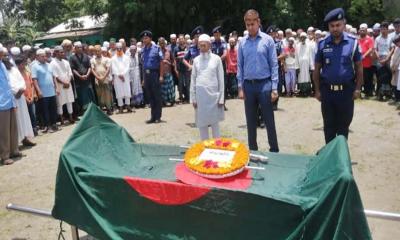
31, 62, 56, 98
315, 32, 362, 85
0, 62, 15, 111
184, 44, 200, 62
237, 30, 279, 89
211, 40, 226, 57
142, 43, 163, 70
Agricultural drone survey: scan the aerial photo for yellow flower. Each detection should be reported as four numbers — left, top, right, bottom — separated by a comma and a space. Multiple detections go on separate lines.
231, 142, 240, 149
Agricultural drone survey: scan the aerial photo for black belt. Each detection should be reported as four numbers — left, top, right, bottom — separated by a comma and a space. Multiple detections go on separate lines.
144, 69, 159, 74
245, 77, 270, 84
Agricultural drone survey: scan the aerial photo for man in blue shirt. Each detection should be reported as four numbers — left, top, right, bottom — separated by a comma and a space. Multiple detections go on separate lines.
140, 30, 165, 124
32, 49, 59, 133
183, 26, 203, 70
237, 9, 279, 152
313, 8, 363, 143
0, 48, 19, 165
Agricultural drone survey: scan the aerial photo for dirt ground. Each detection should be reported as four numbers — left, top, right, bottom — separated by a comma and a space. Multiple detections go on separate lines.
0, 97, 399, 240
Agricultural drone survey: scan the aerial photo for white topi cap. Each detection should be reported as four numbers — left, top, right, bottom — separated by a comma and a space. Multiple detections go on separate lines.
198, 34, 211, 43
10, 47, 21, 55
359, 23, 368, 29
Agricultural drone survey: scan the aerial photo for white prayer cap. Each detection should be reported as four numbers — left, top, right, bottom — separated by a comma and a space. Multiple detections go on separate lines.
359, 23, 368, 29
119, 38, 125, 43
10, 47, 21, 55
278, 30, 284, 35
367, 28, 373, 33
170, 34, 177, 39
373, 23, 380, 30
243, 30, 249, 36
2, 47, 8, 54
36, 49, 45, 55
61, 39, 72, 46
288, 37, 295, 42
300, 32, 307, 38
350, 28, 357, 34
116, 42, 122, 48
315, 30, 322, 35
54, 45, 63, 52
22, 45, 32, 52
130, 45, 137, 50
307, 26, 314, 32
184, 34, 190, 39
44, 47, 51, 53
389, 24, 395, 30
346, 24, 352, 30
285, 28, 292, 33
322, 31, 328, 36
101, 46, 107, 52
102, 41, 109, 48
198, 34, 211, 43
74, 41, 82, 47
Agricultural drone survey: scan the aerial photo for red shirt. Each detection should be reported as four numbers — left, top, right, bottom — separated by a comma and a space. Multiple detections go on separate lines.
358, 36, 374, 68
226, 47, 238, 73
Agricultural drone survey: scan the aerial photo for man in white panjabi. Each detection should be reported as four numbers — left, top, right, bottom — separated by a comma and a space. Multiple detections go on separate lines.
190, 34, 225, 140
8, 56, 36, 146
50, 46, 75, 124
128, 45, 144, 107
296, 32, 315, 96
111, 42, 133, 113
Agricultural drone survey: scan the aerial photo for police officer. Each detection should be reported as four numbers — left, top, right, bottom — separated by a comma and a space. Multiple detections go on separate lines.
140, 30, 165, 124
183, 26, 203, 70
313, 8, 363, 143
211, 26, 228, 110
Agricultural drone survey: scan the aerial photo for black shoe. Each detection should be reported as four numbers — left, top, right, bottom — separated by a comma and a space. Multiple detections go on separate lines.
154, 119, 162, 123
146, 119, 155, 124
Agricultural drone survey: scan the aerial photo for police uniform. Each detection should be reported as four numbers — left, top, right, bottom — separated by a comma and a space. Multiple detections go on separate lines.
140, 30, 164, 123
315, 8, 362, 143
211, 26, 226, 57
184, 26, 203, 64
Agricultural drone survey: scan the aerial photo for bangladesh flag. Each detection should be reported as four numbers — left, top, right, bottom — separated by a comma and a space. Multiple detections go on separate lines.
51, 104, 371, 240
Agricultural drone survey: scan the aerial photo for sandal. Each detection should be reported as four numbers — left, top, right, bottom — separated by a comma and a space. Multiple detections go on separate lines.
2, 159, 14, 165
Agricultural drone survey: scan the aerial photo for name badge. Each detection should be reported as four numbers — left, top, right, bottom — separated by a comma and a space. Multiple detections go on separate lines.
325, 58, 330, 64
323, 48, 333, 53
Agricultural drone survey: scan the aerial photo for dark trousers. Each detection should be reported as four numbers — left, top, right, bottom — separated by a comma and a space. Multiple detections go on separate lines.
144, 70, 162, 121
178, 71, 191, 102
38, 96, 57, 127
227, 73, 238, 98
27, 102, 37, 129
363, 67, 374, 96
243, 79, 279, 152
321, 86, 354, 144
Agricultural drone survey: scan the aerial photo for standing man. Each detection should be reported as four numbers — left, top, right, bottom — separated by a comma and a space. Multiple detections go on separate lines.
313, 8, 363, 144
183, 26, 203, 71
50, 46, 75, 125
32, 49, 60, 133
69, 42, 95, 113
190, 34, 225, 140
225, 37, 238, 98
91, 45, 113, 115
237, 9, 279, 152
140, 30, 164, 124
174, 34, 190, 103
0, 47, 20, 165
111, 42, 132, 114
128, 45, 144, 108
358, 23, 375, 98
296, 32, 314, 97
211, 26, 228, 110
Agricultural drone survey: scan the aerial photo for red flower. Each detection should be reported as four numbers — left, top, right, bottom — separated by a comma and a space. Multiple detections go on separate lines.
215, 139, 222, 146
203, 160, 219, 169
222, 141, 231, 147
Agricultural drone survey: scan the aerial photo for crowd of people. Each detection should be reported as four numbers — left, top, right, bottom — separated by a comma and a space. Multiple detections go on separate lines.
1, 13, 400, 165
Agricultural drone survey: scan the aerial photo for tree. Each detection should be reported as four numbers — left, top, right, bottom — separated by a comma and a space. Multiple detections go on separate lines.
23, 0, 70, 31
